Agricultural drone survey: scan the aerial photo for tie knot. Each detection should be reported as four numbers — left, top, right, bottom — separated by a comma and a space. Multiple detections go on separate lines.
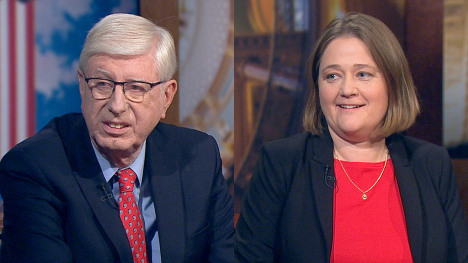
116, 168, 136, 193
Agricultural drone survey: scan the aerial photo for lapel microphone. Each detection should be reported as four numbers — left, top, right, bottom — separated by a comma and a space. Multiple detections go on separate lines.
323, 165, 336, 188
98, 182, 119, 210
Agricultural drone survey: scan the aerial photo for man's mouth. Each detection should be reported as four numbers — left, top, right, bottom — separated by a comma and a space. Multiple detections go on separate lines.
108, 123, 128, 129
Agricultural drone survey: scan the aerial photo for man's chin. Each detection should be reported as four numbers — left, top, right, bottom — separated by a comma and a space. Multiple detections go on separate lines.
94, 137, 138, 154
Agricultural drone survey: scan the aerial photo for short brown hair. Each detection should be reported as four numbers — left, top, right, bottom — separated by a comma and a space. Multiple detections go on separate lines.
303, 12, 419, 137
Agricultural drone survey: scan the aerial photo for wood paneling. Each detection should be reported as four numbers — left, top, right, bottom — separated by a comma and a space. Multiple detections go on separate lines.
452, 159, 468, 220
140, 0, 180, 125
405, 0, 443, 145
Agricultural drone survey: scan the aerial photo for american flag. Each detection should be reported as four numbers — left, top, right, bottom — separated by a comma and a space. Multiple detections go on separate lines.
0, 0, 36, 157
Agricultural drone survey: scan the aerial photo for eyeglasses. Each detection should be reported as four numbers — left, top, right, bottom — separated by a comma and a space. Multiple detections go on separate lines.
83, 76, 165, 103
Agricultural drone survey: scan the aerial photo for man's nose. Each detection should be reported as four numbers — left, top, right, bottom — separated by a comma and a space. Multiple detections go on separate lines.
107, 84, 128, 115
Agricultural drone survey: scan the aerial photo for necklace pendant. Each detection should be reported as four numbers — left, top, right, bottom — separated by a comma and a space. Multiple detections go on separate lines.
362, 194, 367, 200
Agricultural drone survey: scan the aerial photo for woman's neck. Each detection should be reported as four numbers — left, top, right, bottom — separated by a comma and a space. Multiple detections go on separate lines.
330, 128, 388, 162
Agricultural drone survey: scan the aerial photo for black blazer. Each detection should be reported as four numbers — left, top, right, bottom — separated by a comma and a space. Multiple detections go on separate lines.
0, 113, 234, 263
235, 131, 468, 262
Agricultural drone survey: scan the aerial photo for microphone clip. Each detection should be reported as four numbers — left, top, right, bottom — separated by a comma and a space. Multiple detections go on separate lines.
98, 182, 119, 210
323, 166, 336, 189
100, 192, 113, 201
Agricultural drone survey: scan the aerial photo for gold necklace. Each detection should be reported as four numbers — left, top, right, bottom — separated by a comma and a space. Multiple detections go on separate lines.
335, 150, 388, 200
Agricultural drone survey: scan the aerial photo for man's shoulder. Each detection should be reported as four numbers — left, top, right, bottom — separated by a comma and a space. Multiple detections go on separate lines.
14, 113, 83, 148
154, 122, 214, 144
148, 122, 220, 163
0, 113, 85, 171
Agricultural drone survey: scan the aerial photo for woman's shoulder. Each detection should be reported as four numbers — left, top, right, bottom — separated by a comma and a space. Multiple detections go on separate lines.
389, 133, 446, 154
259, 132, 323, 166
388, 133, 450, 167
261, 132, 317, 158
263, 132, 311, 150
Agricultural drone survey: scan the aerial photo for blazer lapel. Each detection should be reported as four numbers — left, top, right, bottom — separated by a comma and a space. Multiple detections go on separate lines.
145, 126, 185, 262
309, 132, 335, 258
60, 116, 133, 261
306, 132, 424, 261
387, 135, 423, 263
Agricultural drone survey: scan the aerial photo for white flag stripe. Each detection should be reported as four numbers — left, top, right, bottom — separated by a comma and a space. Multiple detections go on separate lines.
0, 0, 11, 157
16, 3, 28, 143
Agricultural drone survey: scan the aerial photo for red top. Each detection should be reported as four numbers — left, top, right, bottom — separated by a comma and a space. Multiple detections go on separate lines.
330, 159, 413, 263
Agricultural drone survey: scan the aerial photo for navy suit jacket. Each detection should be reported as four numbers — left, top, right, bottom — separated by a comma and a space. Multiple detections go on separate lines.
0, 113, 234, 262
235, 131, 468, 262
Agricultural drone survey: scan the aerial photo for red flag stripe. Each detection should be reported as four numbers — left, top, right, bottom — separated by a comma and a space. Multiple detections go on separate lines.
0, 1, 35, 157
26, 1, 35, 137
0, 0, 8, 156
8, 0, 17, 149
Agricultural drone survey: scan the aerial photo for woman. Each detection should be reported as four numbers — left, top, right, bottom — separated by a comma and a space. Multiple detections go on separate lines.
235, 12, 468, 262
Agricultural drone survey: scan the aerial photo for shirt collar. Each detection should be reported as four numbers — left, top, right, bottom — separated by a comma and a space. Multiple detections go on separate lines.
92, 140, 146, 185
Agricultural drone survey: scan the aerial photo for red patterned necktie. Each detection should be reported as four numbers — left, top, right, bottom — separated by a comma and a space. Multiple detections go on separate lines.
116, 168, 148, 263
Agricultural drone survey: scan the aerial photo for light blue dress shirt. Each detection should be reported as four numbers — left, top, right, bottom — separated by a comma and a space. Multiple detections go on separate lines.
92, 141, 161, 263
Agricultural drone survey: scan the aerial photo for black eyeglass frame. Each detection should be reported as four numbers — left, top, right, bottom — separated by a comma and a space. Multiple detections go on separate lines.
83, 76, 165, 102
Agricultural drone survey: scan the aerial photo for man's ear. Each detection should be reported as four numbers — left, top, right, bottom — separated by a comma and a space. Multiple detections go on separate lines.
78, 70, 85, 96
161, 79, 177, 119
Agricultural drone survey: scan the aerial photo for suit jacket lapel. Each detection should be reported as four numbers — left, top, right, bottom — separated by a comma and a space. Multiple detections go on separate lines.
60, 116, 133, 262
145, 126, 185, 262
387, 135, 423, 263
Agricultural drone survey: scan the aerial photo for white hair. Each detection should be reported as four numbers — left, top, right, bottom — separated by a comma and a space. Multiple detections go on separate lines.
78, 13, 177, 81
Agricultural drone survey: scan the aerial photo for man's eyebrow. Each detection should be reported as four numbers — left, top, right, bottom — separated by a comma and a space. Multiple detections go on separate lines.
91, 68, 111, 77
91, 69, 147, 82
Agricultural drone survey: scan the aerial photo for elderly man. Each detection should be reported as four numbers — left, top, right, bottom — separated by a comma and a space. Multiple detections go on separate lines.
0, 13, 233, 263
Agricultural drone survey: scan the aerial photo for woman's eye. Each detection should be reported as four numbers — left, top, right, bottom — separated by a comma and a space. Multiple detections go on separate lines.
326, 73, 337, 80
357, 72, 372, 78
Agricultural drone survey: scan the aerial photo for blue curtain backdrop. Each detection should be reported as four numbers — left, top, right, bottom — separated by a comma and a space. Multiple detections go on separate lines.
35, 0, 138, 130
